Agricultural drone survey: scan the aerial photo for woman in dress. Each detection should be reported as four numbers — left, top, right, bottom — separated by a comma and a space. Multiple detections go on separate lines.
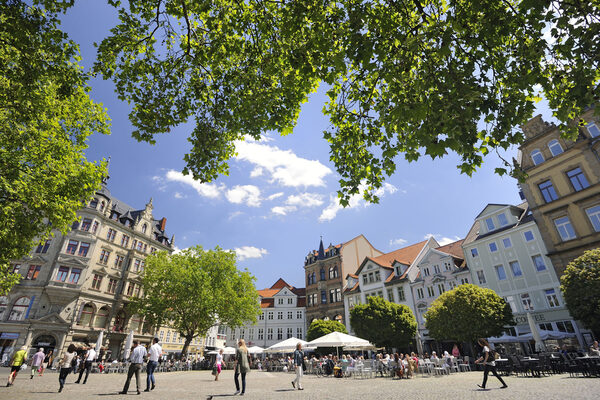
474, 338, 507, 390
233, 339, 250, 396
57, 344, 77, 393
214, 349, 224, 381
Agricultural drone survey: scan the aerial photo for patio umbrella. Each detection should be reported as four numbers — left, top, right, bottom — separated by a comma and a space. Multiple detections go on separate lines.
415, 331, 424, 355
307, 332, 375, 358
207, 350, 219, 355
123, 331, 134, 360
222, 346, 236, 355
266, 337, 308, 353
527, 312, 546, 352
248, 346, 264, 354
95, 331, 104, 353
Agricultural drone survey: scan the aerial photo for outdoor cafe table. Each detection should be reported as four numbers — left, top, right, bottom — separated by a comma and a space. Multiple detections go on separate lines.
576, 356, 600, 360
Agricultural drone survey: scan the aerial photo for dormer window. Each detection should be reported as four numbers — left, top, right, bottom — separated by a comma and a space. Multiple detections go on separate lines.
530, 149, 545, 165
111, 212, 118, 220
485, 217, 495, 231
586, 122, 600, 138
497, 213, 508, 227
89, 198, 98, 209
100, 201, 105, 212
548, 139, 563, 157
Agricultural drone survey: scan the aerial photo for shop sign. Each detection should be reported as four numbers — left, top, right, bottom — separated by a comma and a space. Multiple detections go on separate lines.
0, 333, 20, 340
514, 313, 546, 324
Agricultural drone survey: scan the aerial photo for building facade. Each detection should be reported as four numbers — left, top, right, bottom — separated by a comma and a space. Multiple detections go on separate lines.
0, 182, 174, 361
518, 110, 600, 276
225, 279, 306, 349
462, 203, 589, 351
157, 325, 226, 358
343, 239, 434, 334
305, 235, 382, 325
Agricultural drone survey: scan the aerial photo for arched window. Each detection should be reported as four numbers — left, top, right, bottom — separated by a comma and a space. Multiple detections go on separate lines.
94, 306, 110, 329
113, 309, 126, 332
0, 296, 8, 320
320, 268, 326, 281
99, 201, 105, 212
530, 149, 544, 165
548, 139, 563, 157
8, 297, 30, 321
333, 266, 338, 278
79, 303, 95, 327
130, 314, 143, 333
142, 224, 147, 234
328, 266, 334, 279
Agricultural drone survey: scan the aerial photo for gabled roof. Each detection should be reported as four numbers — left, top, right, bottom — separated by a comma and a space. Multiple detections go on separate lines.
270, 278, 291, 290
372, 240, 429, 267
435, 239, 465, 259
257, 278, 306, 303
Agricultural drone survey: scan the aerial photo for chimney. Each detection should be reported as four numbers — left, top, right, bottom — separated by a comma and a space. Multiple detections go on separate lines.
160, 217, 167, 231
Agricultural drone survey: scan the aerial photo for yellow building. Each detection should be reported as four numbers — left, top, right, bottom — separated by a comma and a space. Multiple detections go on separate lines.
518, 109, 600, 277
156, 325, 225, 358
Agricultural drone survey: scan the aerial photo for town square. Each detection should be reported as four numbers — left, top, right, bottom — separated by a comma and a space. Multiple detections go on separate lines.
1, 1, 599, 399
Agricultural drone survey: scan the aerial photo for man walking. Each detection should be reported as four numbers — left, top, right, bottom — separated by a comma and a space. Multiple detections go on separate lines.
6, 346, 27, 387
145, 338, 162, 392
291, 342, 304, 391
30, 348, 45, 379
119, 340, 147, 395
75, 345, 97, 384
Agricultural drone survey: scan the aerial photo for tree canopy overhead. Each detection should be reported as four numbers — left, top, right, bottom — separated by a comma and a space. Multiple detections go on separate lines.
0, 0, 109, 295
95, 0, 599, 204
129, 245, 260, 355
350, 296, 417, 350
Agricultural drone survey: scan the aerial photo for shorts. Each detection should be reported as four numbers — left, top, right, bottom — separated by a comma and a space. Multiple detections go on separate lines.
11, 365, 21, 373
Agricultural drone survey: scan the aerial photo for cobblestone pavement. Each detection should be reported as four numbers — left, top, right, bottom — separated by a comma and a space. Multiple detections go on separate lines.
1, 367, 598, 400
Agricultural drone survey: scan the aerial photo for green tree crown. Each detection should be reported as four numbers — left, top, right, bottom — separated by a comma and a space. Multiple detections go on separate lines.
306, 319, 348, 342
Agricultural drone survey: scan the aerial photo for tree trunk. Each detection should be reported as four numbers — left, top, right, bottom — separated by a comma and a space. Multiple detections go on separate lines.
181, 336, 193, 357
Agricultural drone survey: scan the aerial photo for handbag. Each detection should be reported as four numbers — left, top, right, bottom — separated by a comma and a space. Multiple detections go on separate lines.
212, 366, 217, 375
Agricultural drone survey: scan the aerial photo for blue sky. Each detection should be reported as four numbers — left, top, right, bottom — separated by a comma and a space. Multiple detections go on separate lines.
61, 1, 551, 290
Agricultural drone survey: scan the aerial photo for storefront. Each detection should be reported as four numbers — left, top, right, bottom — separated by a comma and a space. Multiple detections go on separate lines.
0, 332, 20, 363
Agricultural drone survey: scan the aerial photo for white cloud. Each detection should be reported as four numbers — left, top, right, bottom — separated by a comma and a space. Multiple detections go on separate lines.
318, 182, 398, 222
267, 192, 284, 201
250, 167, 264, 178
226, 185, 262, 207
424, 233, 461, 246
389, 238, 408, 247
228, 211, 243, 220
235, 140, 332, 187
235, 246, 268, 261
286, 193, 324, 207
174, 192, 186, 199
271, 205, 296, 216
165, 170, 223, 199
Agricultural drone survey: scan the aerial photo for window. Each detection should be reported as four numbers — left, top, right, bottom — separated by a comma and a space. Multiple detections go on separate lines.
502, 238, 512, 248
35, 240, 51, 253
137, 241, 144, 251
8, 297, 31, 321
297, 327, 303, 339
110, 212, 118, 220
427, 286, 435, 297
92, 221, 99, 233
89, 198, 98, 208
106, 228, 116, 242
387, 289, 394, 302
25, 265, 41, 280
277, 298, 283, 305
586, 205, 600, 232
586, 122, 600, 138
114, 255, 125, 269
79, 304, 94, 326
495, 265, 507, 280
416, 288, 424, 299
521, 293, 534, 311
121, 235, 130, 247
287, 327, 293, 339
460, 277, 469, 285
91, 274, 103, 290
504, 296, 517, 313
554, 216, 576, 241
530, 149, 545, 165
437, 283, 445, 295
288, 298, 293, 304
267, 328, 273, 340
126, 283, 135, 296
0, 296, 6, 320
133, 259, 141, 272
548, 139, 563, 156
258, 329, 264, 340
81, 218, 92, 231
259, 312, 264, 320
165, 331, 171, 343
329, 289, 335, 303
539, 322, 553, 331
362, 274, 368, 284
497, 213, 508, 227
277, 328, 283, 340
509, 261, 522, 277
68, 268, 81, 284
444, 262, 452, 271
12, 264, 21, 274
374, 271, 380, 281
66, 240, 79, 255
277, 311, 283, 320
320, 268, 326, 281
539, 180, 559, 203
449, 281, 457, 289
532, 255, 547, 272
107, 278, 118, 294
297, 311, 302, 319
142, 224, 147, 234
99, 201, 105, 212
397, 287, 406, 301
423, 267, 430, 277
556, 320, 575, 333
471, 248, 479, 258
489, 242, 498, 252
78, 242, 90, 257
268, 311, 273, 320
132, 240, 137, 249
545, 289, 560, 308
524, 230, 534, 242
476, 270, 486, 284
434, 265, 441, 274
56, 266, 69, 282
94, 306, 109, 328
335, 288, 341, 302
485, 217, 495, 231
567, 167, 590, 192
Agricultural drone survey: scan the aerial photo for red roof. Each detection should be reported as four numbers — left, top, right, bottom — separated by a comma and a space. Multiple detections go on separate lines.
270, 278, 291, 289
372, 240, 429, 267
260, 298, 274, 308
435, 239, 465, 259
257, 278, 306, 308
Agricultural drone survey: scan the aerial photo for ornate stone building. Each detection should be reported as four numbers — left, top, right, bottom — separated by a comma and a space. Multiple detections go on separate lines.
0, 180, 173, 361
518, 109, 600, 276
304, 235, 382, 325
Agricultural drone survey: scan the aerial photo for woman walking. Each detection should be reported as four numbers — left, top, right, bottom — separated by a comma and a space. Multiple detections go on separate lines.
233, 339, 250, 396
57, 344, 77, 393
474, 338, 507, 390
39, 350, 54, 376
214, 348, 224, 381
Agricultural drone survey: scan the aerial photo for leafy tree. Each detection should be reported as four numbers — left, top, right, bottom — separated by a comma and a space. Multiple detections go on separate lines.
306, 319, 348, 342
94, 0, 599, 204
350, 296, 417, 350
0, 0, 109, 295
129, 245, 260, 356
560, 249, 600, 337
425, 284, 513, 343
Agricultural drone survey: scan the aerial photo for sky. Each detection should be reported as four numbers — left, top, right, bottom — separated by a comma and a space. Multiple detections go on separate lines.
59, 1, 552, 290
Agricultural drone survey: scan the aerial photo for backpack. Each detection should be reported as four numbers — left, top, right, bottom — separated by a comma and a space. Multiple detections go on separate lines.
70, 354, 78, 369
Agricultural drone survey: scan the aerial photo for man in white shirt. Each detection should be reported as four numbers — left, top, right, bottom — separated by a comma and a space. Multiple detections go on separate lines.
75, 345, 97, 384
119, 340, 147, 395
145, 338, 162, 392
